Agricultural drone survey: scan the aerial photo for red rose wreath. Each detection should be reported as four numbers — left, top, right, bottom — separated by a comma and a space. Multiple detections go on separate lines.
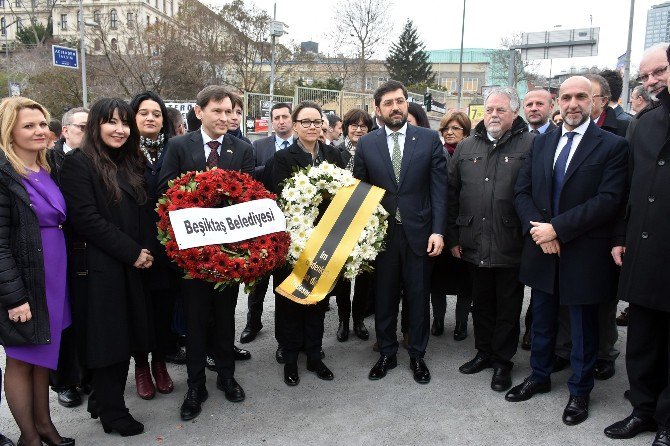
156, 169, 290, 290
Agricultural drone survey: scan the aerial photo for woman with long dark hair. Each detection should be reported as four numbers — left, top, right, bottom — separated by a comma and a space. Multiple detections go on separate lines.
0, 97, 74, 446
128, 91, 176, 400
60, 98, 154, 437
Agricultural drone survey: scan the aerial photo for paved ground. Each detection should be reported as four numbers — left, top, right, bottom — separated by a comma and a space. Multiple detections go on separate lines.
0, 285, 645, 446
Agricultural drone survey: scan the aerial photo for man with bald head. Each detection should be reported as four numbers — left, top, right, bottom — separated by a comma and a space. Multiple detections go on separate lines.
524, 89, 557, 135
640, 43, 670, 101
506, 76, 628, 426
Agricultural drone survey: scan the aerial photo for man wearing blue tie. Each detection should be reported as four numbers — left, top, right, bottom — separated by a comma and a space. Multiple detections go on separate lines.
506, 76, 628, 426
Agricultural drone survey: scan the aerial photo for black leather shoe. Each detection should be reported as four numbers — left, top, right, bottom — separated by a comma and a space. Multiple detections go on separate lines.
521, 329, 531, 350
368, 355, 397, 380
604, 415, 657, 439
410, 358, 431, 384
431, 318, 444, 336
101, 415, 144, 437
562, 394, 589, 426
491, 368, 512, 392
353, 320, 369, 340
0, 433, 13, 446
206, 355, 216, 371
594, 359, 615, 380
552, 355, 570, 373
284, 363, 299, 386
57, 387, 81, 408
653, 429, 670, 446
505, 377, 551, 402
307, 360, 334, 380
40, 435, 75, 446
216, 377, 245, 402
180, 386, 208, 421
234, 345, 251, 361
453, 321, 467, 341
165, 346, 187, 365
459, 353, 491, 374
240, 324, 262, 344
275, 347, 285, 364
336, 320, 349, 342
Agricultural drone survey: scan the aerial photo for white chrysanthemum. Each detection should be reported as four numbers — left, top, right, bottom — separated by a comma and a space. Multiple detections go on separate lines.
294, 174, 310, 188
282, 187, 299, 202
303, 184, 317, 197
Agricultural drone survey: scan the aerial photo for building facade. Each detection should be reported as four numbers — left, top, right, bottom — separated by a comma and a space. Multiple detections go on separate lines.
645, 2, 670, 49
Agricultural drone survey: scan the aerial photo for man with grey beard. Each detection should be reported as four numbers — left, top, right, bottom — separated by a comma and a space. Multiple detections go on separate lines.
507, 76, 628, 426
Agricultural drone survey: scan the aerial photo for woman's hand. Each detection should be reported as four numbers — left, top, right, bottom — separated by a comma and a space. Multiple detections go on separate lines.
134, 249, 154, 269
8, 302, 31, 323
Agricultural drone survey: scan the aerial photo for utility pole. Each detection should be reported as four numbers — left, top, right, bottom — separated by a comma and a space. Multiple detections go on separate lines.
457, 0, 466, 110
621, 0, 635, 111
79, 0, 88, 107
268, 3, 287, 136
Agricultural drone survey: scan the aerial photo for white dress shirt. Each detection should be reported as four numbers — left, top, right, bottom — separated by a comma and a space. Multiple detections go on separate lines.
63, 142, 73, 154
553, 118, 589, 170
385, 122, 407, 158
201, 128, 223, 159
275, 135, 294, 152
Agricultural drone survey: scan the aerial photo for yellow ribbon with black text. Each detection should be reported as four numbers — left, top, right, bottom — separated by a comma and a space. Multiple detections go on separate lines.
276, 180, 385, 305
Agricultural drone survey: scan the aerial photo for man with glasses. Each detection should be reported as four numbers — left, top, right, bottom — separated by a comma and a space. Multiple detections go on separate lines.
448, 87, 533, 392
629, 86, 651, 115
58, 107, 89, 154
354, 80, 447, 384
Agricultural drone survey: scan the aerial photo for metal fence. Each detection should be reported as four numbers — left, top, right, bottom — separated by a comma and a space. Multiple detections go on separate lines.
407, 91, 424, 103
243, 92, 293, 136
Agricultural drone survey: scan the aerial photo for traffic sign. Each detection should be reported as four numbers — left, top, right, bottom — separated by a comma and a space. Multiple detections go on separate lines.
52, 45, 78, 69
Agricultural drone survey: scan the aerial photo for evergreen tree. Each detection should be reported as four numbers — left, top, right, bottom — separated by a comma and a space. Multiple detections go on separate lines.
385, 20, 434, 87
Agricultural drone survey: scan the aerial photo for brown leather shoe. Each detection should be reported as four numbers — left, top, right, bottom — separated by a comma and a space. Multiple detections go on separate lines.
151, 361, 174, 394
135, 364, 156, 400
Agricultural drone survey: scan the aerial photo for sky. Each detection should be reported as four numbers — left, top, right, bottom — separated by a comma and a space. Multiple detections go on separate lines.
210, 0, 661, 77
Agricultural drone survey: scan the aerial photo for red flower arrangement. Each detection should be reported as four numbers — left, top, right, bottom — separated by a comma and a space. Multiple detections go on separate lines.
156, 169, 290, 290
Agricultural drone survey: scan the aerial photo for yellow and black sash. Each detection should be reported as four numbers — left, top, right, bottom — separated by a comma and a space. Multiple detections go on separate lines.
276, 180, 385, 305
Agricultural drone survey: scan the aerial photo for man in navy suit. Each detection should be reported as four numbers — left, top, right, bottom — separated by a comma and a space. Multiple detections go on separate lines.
158, 85, 254, 421
505, 76, 628, 426
353, 80, 447, 384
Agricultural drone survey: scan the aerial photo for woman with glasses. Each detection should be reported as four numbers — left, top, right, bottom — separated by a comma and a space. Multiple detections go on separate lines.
431, 111, 473, 340
271, 101, 345, 386
60, 98, 153, 437
333, 109, 373, 343
0, 97, 74, 446
128, 91, 176, 401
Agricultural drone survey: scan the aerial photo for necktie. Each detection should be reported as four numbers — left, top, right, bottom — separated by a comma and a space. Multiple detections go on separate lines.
552, 131, 576, 216
281, 140, 289, 150
206, 140, 220, 169
531, 129, 540, 135
390, 132, 402, 222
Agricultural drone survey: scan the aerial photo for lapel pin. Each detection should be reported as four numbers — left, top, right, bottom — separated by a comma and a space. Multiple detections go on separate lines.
226, 149, 233, 154
412, 137, 416, 141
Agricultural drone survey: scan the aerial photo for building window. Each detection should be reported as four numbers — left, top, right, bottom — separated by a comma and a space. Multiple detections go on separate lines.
444, 78, 457, 91
94, 38, 100, 51
16, 17, 21, 29
127, 37, 134, 51
146, 14, 149, 25
126, 11, 133, 26
13, 0, 19, 7
93, 10, 100, 23
0, 0, 5, 8
60, 13, 67, 30
462, 78, 479, 92
109, 9, 117, 29
110, 37, 117, 51
1, 18, 5, 35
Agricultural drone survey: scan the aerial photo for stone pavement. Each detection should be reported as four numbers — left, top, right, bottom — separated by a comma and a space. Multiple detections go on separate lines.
0, 285, 644, 446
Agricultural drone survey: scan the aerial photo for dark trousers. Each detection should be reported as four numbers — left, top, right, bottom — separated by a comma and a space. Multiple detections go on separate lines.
529, 288, 599, 396
431, 256, 472, 323
469, 266, 524, 369
335, 275, 369, 323
627, 304, 670, 428
90, 360, 131, 423
374, 223, 432, 358
182, 279, 238, 388
246, 275, 270, 330
50, 325, 81, 390
274, 268, 325, 363
554, 300, 620, 362
133, 287, 177, 364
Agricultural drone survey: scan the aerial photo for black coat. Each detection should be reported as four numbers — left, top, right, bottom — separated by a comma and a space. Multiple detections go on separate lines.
0, 153, 52, 346
60, 149, 154, 368
616, 89, 670, 311
514, 121, 629, 305
158, 130, 255, 195
271, 140, 345, 194
601, 106, 630, 138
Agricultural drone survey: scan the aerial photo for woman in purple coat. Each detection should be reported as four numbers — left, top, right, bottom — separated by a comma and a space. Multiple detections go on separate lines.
0, 97, 73, 446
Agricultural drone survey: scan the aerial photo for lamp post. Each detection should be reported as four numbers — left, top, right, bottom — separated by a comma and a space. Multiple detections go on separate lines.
79, 0, 99, 107
457, 0, 466, 110
267, 3, 286, 136
3, 18, 19, 96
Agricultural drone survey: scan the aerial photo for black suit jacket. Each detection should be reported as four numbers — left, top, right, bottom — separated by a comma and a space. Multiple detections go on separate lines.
353, 124, 447, 256
158, 130, 254, 195
271, 141, 345, 194
513, 120, 628, 305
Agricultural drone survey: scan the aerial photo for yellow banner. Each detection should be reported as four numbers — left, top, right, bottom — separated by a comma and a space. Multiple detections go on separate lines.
276, 180, 385, 305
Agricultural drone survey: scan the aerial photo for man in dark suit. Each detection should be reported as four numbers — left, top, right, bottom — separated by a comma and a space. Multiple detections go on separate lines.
158, 85, 254, 421
240, 103, 294, 345
353, 80, 447, 384
505, 76, 628, 426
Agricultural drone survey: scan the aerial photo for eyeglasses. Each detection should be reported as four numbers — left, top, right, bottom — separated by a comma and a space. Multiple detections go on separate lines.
593, 94, 608, 100
443, 125, 464, 132
69, 123, 86, 131
380, 98, 407, 107
349, 124, 368, 131
484, 107, 509, 115
298, 119, 323, 128
638, 65, 668, 83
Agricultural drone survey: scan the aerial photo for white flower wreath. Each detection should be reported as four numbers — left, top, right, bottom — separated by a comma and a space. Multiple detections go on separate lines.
279, 162, 388, 280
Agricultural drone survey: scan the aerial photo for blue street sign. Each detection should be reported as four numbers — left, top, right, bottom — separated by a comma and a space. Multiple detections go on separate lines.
52, 45, 78, 69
